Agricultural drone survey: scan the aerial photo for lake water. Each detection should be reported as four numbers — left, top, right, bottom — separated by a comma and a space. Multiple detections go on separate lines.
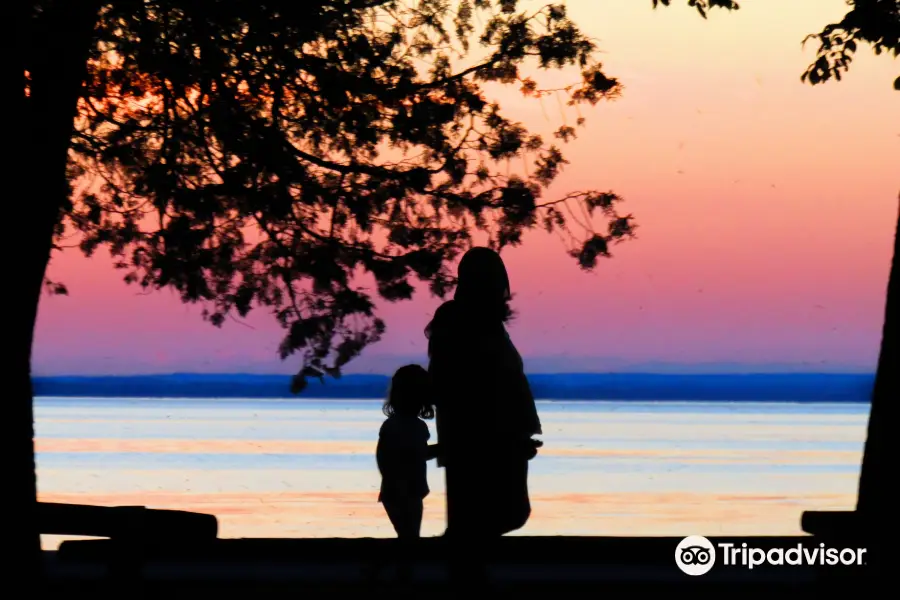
35, 397, 868, 549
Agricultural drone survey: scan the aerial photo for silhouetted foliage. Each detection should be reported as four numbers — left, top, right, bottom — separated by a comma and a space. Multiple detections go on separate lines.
22, 1, 767, 389
800, 0, 899, 89
652, 0, 898, 90
33, 0, 654, 390
650, 0, 740, 20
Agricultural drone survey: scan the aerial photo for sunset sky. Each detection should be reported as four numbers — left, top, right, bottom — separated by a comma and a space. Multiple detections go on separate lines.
34, 0, 899, 376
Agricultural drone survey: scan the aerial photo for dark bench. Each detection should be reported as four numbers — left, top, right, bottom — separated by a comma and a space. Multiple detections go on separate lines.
801, 510, 880, 583
39, 502, 218, 541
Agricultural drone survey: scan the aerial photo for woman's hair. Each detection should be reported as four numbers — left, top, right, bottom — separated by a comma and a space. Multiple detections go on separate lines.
424, 247, 514, 356
454, 246, 514, 322
383, 363, 435, 419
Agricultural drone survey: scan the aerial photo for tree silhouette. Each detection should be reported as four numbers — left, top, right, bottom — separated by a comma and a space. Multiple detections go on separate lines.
656, 0, 899, 543
58, 0, 639, 393
18, 1, 106, 585
26, 0, 723, 583
797, 0, 899, 544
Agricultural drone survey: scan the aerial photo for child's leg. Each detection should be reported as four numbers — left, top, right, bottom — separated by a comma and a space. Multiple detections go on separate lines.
383, 497, 422, 538
382, 497, 422, 583
382, 497, 405, 537
408, 498, 423, 538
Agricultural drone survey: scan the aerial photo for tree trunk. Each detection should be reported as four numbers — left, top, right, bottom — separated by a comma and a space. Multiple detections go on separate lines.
856, 195, 899, 539
17, 0, 102, 586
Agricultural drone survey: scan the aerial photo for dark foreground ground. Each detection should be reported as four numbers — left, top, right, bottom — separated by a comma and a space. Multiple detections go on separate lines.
41, 535, 877, 596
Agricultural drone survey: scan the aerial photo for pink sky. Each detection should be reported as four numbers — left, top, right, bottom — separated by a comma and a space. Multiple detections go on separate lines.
34, 0, 899, 375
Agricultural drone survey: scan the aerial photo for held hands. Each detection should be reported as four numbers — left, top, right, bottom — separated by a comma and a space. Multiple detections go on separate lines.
426, 443, 442, 461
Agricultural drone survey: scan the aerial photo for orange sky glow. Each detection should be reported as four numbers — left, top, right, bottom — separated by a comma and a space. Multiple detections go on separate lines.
35, 0, 899, 375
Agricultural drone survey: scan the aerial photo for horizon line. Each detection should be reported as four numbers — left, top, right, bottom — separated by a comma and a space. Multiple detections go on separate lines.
32, 371, 877, 378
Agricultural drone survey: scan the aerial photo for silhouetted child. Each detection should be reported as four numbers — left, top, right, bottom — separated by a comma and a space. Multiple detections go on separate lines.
376, 364, 439, 539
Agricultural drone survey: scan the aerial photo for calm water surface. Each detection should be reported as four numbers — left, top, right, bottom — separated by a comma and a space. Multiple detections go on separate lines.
35, 397, 867, 549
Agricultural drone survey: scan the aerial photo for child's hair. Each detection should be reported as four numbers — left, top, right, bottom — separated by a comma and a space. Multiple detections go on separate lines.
383, 364, 435, 420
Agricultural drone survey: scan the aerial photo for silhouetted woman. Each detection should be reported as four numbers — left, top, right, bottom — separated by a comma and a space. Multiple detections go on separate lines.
425, 246, 543, 543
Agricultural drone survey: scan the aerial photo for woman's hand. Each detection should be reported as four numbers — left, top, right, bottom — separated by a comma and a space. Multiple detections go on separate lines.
524, 438, 543, 460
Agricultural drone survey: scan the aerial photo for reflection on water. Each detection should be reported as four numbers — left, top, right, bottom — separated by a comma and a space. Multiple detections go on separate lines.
35, 397, 867, 549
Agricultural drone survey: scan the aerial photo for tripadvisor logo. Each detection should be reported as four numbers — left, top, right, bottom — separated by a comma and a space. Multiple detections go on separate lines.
718, 542, 867, 569
676, 535, 716, 576
675, 536, 867, 576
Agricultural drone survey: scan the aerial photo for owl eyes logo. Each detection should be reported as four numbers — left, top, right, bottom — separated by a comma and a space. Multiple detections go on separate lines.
675, 536, 716, 576
681, 545, 712, 565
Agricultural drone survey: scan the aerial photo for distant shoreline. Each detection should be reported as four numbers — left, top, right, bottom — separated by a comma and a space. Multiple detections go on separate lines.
31, 372, 874, 402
